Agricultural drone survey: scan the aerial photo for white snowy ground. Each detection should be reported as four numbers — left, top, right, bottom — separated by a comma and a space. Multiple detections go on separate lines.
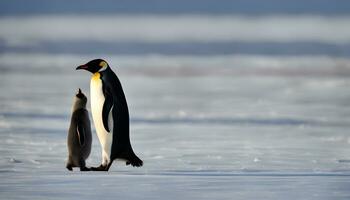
0, 54, 350, 199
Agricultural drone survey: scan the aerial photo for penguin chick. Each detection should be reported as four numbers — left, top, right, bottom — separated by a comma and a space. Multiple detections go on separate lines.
66, 88, 92, 171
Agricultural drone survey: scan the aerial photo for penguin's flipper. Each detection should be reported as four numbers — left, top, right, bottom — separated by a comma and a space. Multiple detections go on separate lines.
76, 124, 85, 146
102, 85, 113, 133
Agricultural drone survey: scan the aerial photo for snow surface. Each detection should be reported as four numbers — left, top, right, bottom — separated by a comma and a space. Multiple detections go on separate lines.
1, 54, 350, 199
1, 14, 350, 200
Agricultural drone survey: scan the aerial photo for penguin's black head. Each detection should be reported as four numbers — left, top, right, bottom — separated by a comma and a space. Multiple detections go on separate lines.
75, 88, 86, 99
76, 59, 109, 73
73, 88, 87, 110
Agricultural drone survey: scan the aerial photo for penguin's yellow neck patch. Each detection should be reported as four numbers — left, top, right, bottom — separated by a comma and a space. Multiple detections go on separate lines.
99, 61, 107, 68
92, 72, 101, 81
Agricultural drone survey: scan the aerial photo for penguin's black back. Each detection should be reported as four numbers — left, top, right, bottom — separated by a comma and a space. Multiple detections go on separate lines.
100, 68, 142, 166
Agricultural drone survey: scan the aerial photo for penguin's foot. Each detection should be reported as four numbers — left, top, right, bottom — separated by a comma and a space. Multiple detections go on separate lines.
80, 166, 91, 171
90, 164, 110, 171
66, 164, 73, 171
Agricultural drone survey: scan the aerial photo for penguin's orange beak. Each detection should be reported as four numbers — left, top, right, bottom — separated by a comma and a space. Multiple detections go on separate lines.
76, 65, 88, 70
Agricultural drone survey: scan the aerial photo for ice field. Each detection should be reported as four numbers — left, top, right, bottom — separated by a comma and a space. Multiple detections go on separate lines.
0, 52, 350, 199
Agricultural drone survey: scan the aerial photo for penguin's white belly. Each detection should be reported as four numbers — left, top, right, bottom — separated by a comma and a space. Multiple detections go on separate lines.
90, 73, 114, 163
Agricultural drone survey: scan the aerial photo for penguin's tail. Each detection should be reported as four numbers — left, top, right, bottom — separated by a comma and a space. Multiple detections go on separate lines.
125, 153, 143, 167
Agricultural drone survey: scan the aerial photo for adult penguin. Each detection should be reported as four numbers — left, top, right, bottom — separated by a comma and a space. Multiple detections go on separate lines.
76, 59, 143, 171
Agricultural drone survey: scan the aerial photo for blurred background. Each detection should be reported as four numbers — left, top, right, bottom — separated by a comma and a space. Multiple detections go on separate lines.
1, 0, 350, 199
1, 0, 350, 175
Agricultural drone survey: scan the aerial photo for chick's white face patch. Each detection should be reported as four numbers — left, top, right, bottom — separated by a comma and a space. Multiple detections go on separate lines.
99, 61, 108, 72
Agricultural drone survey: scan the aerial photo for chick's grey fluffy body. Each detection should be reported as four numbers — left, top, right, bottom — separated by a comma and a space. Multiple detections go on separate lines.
66, 89, 92, 171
